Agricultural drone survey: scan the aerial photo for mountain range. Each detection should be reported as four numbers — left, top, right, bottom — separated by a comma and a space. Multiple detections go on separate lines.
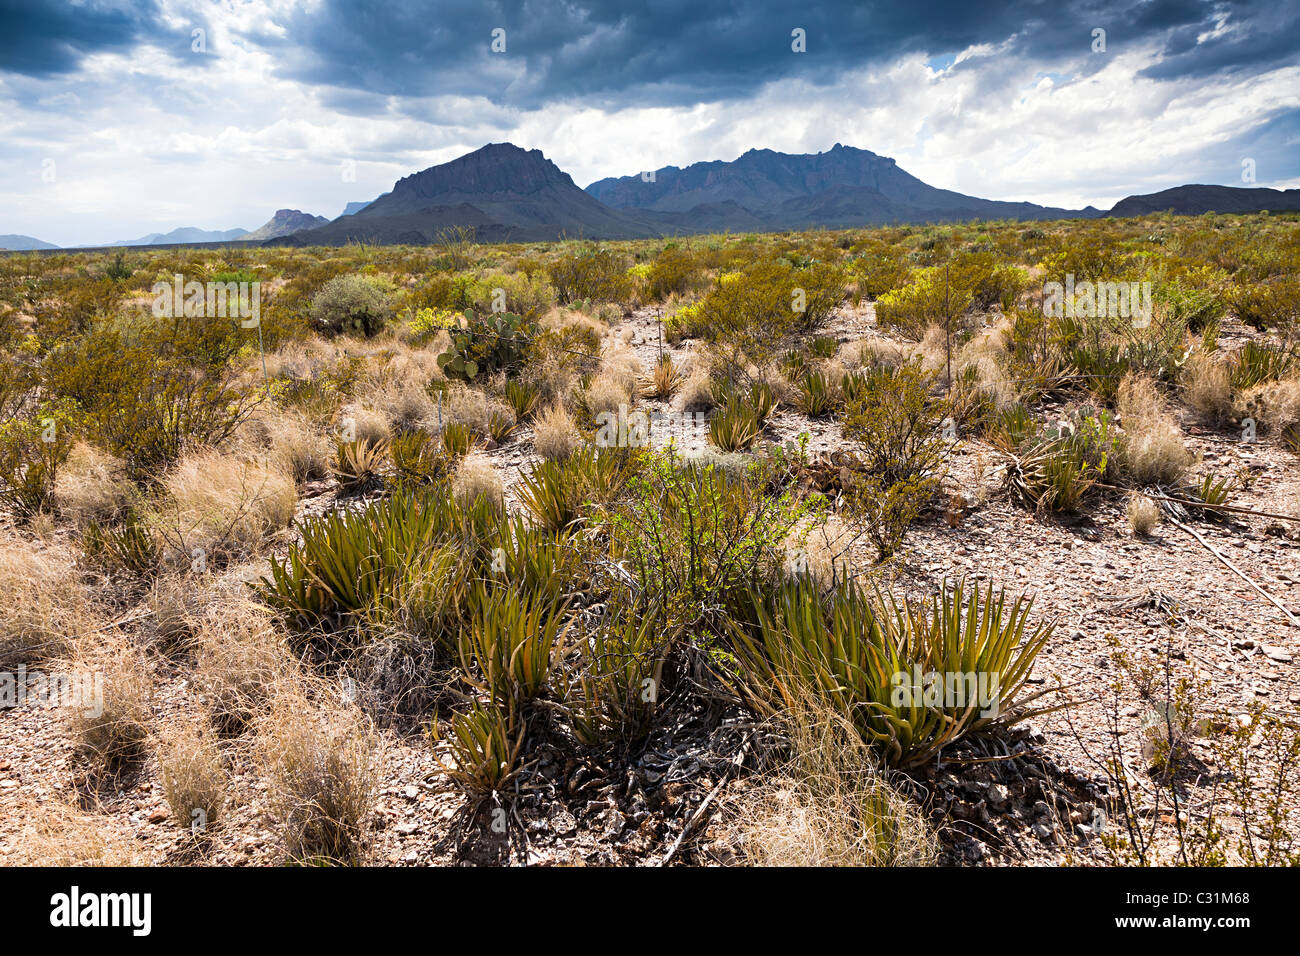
241, 209, 330, 241
8, 144, 1298, 252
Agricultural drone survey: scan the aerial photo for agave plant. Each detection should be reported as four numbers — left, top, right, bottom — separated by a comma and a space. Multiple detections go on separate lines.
332, 437, 387, 495
458, 584, 569, 706
795, 369, 838, 417
708, 395, 761, 451
433, 700, 524, 796
644, 353, 686, 400
728, 577, 1055, 768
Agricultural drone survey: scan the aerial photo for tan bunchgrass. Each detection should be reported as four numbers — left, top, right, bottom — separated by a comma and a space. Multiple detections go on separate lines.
451, 453, 505, 511
157, 449, 297, 563
157, 723, 227, 833
52, 442, 136, 528
1117, 374, 1194, 486
1127, 494, 1161, 536
727, 700, 936, 867
67, 638, 152, 773
193, 597, 295, 736
256, 688, 382, 865
532, 402, 581, 460
0, 538, 91, 668
9, 797, 140, 866
1180, 349, 1233, 423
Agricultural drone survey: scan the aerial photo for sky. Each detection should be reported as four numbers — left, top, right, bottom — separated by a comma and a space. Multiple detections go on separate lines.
2, 0, 1299, 247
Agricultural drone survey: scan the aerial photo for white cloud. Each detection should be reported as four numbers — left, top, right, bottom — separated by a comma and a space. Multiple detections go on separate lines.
2, 1, 1297, 246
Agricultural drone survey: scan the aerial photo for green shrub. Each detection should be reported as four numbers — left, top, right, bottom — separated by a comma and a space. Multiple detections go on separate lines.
311, 275, 394, 337
549, 249, 632, 305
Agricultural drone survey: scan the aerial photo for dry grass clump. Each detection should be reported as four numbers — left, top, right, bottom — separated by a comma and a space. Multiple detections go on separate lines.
67, 639, 152, 772
338, 403, 391, 446
532, 402, 582, 460
1116, 375, 1194, 486
679, 372, 718, 413
157, 723, 227, 833
10, 798, 140, 866
193, 598, 294, 736
1237, 376, 1300, 439
0, 538, 89, 668
1127, 494, 1161, 536
583, 373, 634, 419
361, 380, 435, 432
600, 344, 642, 396
1180, 349, 1233, 423
264, 410, 333, 483
730, 703, 936, 867
257, 690, 382, 865
452, 453, 505, 510
158, 450, 297, 563
442, 384, 512, 436
53, 442, 136, 527
783, 519, 853, 588
148, 572, 219, 651
840, 336, 908, 371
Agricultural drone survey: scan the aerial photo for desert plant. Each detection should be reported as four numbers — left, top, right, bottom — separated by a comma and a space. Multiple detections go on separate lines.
729, 577, 1055, 768
157, 726, 227, 833
709, 395, 762, 451
258, 694, 381, 865
795, 368, 839, 417
312, 274, 393, 337
332, 437, 387, 495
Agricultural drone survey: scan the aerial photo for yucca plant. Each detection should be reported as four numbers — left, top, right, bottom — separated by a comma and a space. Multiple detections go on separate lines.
728, 577, 1055, 768
1005, 412, 1115, 513
748, 380, 779, 423
390, 430, 448, 486
708, 395, 761, 451
258, 489, 467, 649
795, 369, 838, 417
567, 611, 668, 750
504, 378, 540, 421
987, 403, 1038, 452
1191, 471, 1236, 511
457, 584, 569, 706
645, 353, 686, 400
840, 370, 869, 406
439, 421, 476, 458
332, 437, 387, 495
433, 700, 524, 796
810, 335, 839, 359
516, 456, 585, 533
487, 410, 517, 445
82, 512, 157, 575
1229, 341, 1294, 391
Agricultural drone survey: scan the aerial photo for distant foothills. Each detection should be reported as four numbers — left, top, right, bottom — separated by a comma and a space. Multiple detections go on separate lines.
8, 143, 1300, 251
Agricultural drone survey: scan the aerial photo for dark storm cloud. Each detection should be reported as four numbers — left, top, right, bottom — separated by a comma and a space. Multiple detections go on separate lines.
0, 0, 200, 77
228, 0, 1297, 109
